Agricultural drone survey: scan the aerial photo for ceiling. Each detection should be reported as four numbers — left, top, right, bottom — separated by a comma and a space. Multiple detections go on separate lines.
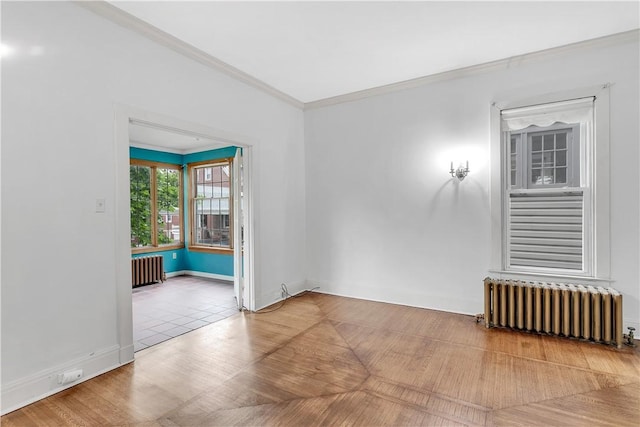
110, 1, 639, 104
129, 120, 230, 153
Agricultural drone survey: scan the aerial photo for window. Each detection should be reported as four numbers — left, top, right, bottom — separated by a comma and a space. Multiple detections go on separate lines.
130, 160, 183, 252
501, 98, 594, 275
188, 159, 233, 252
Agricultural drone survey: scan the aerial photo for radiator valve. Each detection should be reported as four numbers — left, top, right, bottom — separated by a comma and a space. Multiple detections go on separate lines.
624, 327, 636, 347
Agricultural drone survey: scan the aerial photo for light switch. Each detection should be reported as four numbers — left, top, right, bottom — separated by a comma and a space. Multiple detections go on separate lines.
96, 198, 106, 213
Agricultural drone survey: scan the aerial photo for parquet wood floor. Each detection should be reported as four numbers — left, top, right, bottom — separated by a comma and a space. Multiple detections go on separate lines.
3, 293, 639, 426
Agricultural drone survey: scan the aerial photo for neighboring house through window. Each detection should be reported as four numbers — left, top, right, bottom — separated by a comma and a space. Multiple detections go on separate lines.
188, 158, 233, 253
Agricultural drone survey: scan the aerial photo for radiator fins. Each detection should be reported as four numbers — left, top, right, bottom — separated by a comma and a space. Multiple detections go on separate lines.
483, 277, 623, 348
132, 255, 165, 287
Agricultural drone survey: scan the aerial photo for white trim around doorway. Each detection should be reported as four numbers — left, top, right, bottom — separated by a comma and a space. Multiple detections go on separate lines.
114, 104, 256, 365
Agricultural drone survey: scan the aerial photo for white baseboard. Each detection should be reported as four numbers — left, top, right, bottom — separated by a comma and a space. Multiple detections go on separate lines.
304, 279, 478, 314
1, 344, 127, 416
165, 270, 233, 282
119, 344, 135, 365
165, 270, 187, 278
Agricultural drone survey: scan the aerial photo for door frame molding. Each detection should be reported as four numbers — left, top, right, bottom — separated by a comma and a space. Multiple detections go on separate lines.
114, 104, 256, 363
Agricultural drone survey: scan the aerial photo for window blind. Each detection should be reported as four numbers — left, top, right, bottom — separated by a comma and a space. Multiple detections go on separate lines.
508, 191, 583, 271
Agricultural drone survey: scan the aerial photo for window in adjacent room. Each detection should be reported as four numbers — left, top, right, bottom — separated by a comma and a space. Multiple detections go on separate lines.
130, 160, 183, 252
501, 97, 594, 276
188, 159, 233, 253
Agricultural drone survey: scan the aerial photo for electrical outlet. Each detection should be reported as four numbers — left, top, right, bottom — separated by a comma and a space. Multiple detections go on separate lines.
58, 369, 83, 385
172, 252, 177, 260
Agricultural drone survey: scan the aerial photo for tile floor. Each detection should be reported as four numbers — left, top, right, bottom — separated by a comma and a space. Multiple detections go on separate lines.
133, 275, 238, 352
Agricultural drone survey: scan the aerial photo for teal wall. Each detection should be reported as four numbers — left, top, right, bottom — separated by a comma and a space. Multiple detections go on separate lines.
132, 249, 186, 273
129, 147, 182, 164
129, 146, 236, 277
183, 146, 237, 163
185, 251, 234, 276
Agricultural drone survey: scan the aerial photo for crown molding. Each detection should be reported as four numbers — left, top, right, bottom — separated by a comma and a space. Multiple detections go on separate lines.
75, 1, 304, 110
304, 29, 640, 111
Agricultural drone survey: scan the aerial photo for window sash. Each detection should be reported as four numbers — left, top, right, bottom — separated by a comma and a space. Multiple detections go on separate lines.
156, 167, 182, 246
508, 123, 579, 190
188, 159, 233, 251
130, 160, 183, 251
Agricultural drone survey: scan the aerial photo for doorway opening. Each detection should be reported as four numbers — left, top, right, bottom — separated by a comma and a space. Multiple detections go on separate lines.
115, 106, 255, 361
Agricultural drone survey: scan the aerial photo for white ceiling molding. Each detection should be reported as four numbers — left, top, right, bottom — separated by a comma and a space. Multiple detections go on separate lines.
304, 29, 639, 111
75, 1, 304, 109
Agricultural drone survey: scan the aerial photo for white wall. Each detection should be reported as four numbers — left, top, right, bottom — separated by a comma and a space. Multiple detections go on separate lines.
305, 35, 640, 328
1, 1, 305, 412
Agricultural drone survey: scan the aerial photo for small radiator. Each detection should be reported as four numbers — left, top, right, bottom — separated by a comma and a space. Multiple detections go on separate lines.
483, 278, 623, 348
131, 255, 165, 287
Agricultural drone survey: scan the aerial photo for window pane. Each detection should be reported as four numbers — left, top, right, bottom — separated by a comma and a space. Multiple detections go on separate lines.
543, 134, 554, 150
531, 135, 542, 152
531, 152, 542, 168
543, 152, 554, 167
213, 181, 222, 198
531, 168, 541, 185
130, 165, 152, 247
556, 132, 567, 149
221, 165, 230, 183
156, 168, 180, 245
195, 200, 204, 244
542, 169, 554, 185
556, 150, 567, 166
556, 167, 567, 183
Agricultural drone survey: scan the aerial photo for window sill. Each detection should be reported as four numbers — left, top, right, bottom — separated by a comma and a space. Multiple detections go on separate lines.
488, 269, 613, 285
188, 246, 233, 255
131, 243, 185, 255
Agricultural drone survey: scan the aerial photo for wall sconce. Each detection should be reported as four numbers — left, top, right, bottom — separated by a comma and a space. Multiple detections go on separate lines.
450, 161, 469, 181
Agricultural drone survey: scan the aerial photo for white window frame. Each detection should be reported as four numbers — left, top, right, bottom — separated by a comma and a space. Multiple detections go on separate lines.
490, 85, 610, 283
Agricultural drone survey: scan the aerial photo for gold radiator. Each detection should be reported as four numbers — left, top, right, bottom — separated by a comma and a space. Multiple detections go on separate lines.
483, 278, 623, 348
131, 255, 165, 287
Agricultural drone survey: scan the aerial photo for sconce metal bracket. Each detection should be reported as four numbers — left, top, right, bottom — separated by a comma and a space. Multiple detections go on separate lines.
450, 162, 470, 181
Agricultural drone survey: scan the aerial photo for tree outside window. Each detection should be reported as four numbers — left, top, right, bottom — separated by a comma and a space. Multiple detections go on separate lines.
130, 160, 183, 251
